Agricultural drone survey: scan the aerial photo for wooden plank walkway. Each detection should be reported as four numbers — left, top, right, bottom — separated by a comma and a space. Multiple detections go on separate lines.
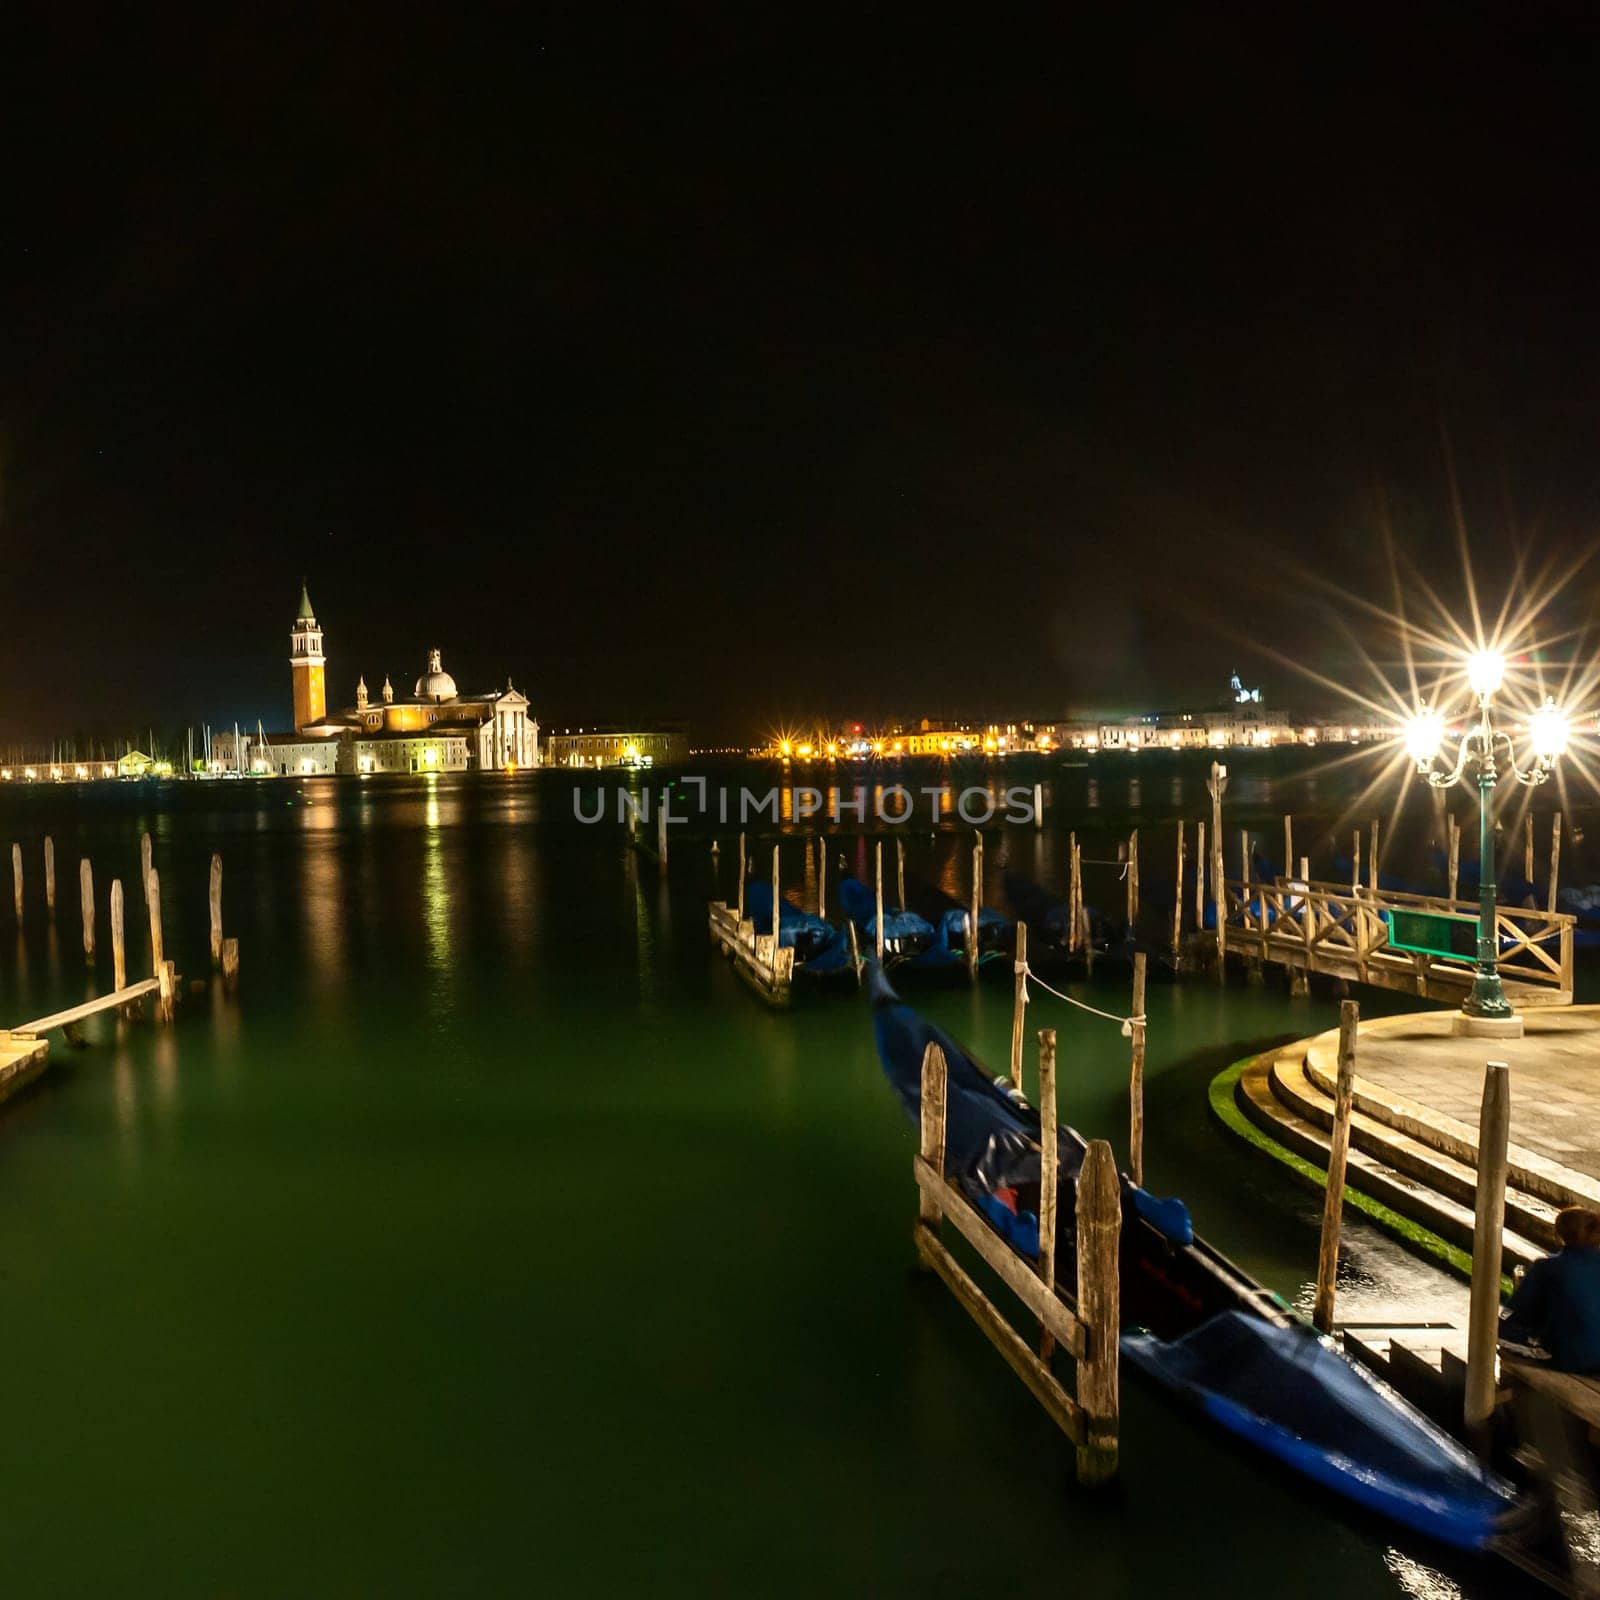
0, 1033, 49, 1104
7, 978, 161, 1039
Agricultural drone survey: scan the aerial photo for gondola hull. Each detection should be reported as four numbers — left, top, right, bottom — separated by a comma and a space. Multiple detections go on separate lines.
868, 964, 1516, 1552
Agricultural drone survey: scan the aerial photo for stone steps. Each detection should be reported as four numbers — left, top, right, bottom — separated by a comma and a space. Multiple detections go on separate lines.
1300, 1026, 1600, 1214
1268, 1049, 1562, 1251
1233, 1049, 1546, 1273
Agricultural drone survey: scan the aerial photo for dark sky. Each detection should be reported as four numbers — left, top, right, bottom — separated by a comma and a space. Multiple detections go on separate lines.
5, 7, 1600, 745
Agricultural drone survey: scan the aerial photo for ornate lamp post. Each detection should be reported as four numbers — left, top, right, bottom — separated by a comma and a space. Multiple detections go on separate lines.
1405, 649, 1569, 1032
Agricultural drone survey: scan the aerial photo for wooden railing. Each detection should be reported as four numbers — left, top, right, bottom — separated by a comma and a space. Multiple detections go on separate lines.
1221, 878, 1575, 1004
913, 1033, 1121, 1485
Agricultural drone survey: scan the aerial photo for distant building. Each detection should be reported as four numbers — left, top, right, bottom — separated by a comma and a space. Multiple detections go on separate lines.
290, 581, 327, 732
217, 584, 541, 777
543, 724, 688, 768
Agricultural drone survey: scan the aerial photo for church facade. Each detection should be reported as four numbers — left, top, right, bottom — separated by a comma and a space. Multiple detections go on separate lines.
226, 584, 539, 776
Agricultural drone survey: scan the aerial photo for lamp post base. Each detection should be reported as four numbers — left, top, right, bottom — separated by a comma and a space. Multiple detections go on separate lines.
1453, 1011, 1524, 1040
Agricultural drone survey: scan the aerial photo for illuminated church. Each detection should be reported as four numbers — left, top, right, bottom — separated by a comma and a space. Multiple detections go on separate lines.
240, 583, 538, 776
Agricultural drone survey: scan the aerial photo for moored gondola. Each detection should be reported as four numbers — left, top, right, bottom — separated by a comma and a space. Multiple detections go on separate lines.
868, 964, 1518, 1552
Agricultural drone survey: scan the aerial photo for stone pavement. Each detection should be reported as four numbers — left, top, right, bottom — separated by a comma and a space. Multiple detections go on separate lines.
1303, 1007, 1600, 1204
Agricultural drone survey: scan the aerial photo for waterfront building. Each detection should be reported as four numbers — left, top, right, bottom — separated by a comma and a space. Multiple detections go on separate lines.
214, 585, 541, 777
543, 724, 688, 768
290, 581, 327, 732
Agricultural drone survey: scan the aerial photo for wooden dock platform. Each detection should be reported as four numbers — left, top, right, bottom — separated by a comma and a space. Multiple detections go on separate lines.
1219, 876, 1574, 1007
0, 1033, 49, 1106
707, 900, 794, 1004
10, 978, 163, 1040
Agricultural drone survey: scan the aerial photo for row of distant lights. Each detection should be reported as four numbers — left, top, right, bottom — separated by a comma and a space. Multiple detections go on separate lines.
2, 764, 119, 781
773, 727, 1389, 758
778, 733, 1052, 758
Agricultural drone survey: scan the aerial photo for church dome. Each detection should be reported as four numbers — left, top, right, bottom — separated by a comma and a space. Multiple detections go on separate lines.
414, 648, 458, 702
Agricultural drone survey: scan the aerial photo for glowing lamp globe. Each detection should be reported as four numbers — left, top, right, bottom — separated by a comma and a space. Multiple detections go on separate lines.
1405, 706, 1444, 765
1466, 649, 1505, 699
1530, 698, 1570, 762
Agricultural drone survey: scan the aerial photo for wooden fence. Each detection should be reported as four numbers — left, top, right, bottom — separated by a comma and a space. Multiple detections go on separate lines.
1222, 877, 1574, 1004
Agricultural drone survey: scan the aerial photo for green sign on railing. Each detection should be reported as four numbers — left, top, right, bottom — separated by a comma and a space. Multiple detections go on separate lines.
1384, 908, 1479, 962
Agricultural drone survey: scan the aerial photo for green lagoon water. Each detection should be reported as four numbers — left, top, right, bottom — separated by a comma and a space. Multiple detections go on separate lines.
0, 757, 1574, 1596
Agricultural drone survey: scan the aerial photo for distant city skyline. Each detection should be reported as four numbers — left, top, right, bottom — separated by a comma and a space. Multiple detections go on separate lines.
6, 15, 1600, 746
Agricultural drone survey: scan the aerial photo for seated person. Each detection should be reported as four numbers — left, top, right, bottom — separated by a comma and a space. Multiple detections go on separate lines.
1500, 1205, 1600, 1373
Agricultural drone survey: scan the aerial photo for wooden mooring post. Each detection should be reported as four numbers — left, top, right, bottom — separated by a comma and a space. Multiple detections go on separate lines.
1207, 763, 1226, 977
875, 840, 885, 962
1194, 820, 1205, 933
1009, 921, 1029, 1090
1283, 815, 1293, 880
1241, 828, 1261, 983
1548, 812, 1563, 914
209, 853, 223, 966
110, 880, 126, 992
1125, 829, 1139, 930
11, 841, 21, 922
1369, 819, 1379, 892
140, 831, 152, 906
147, 867, 164, 974
1524, 813, 1535, 886
147, 867, 176, 1022
1068, 832, 1080, 955
1078, 837, 1093, 977
736, 832, 746, 920
1465, 1059, 1511, 1457
1033, 782, 1043, 829
1290, 854, 1312, 996
1129, 952, 1147, 1187
656, 793, 668, 874
44, 836, 55, 913
896, 838, 906, 915
1447, 814, 1461, 904
817, 836, 826, 917
912, 1037, 1121, 1486
1074, 1140, 1121, 1485
1172, 820, 1185, 961
1038, 1026, 1058, 1358
221, 937, 240, 994
80, 859, 95, 964
968, 830, 983, 979
770, 845, 781, 951
1313, 1000, 1359, 1333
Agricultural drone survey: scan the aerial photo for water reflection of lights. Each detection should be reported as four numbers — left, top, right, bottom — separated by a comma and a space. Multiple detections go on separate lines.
631, 856, 658, 1005
303, 838, 347, 990
423, 784, 452, 1009
1381, 1549, 1461, 1600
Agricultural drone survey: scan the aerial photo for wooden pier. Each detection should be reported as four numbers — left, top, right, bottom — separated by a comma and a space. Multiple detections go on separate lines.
2, 831, 243, 1065
1217, 876, 1575, 1006
707, 898, 795, 1003
0, 1032, 49, 1106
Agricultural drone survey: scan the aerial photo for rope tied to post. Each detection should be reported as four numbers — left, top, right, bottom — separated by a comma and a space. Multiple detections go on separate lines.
1016, 961, 1146, 1036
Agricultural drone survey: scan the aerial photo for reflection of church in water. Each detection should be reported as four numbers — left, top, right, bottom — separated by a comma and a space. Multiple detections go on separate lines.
226, 583, 539, 776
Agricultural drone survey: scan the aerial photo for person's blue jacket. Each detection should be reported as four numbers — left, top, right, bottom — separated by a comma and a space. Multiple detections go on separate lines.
1505, 1245, 1600, 1373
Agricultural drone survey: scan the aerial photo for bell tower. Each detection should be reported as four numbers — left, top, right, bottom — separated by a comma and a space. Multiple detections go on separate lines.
290, 579, 327, 732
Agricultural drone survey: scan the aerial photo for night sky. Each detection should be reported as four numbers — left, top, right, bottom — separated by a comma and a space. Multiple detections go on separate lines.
6, 9, 1600, 745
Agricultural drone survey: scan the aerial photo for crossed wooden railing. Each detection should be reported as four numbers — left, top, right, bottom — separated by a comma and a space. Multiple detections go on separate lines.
1220, 877, 1575, 1003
